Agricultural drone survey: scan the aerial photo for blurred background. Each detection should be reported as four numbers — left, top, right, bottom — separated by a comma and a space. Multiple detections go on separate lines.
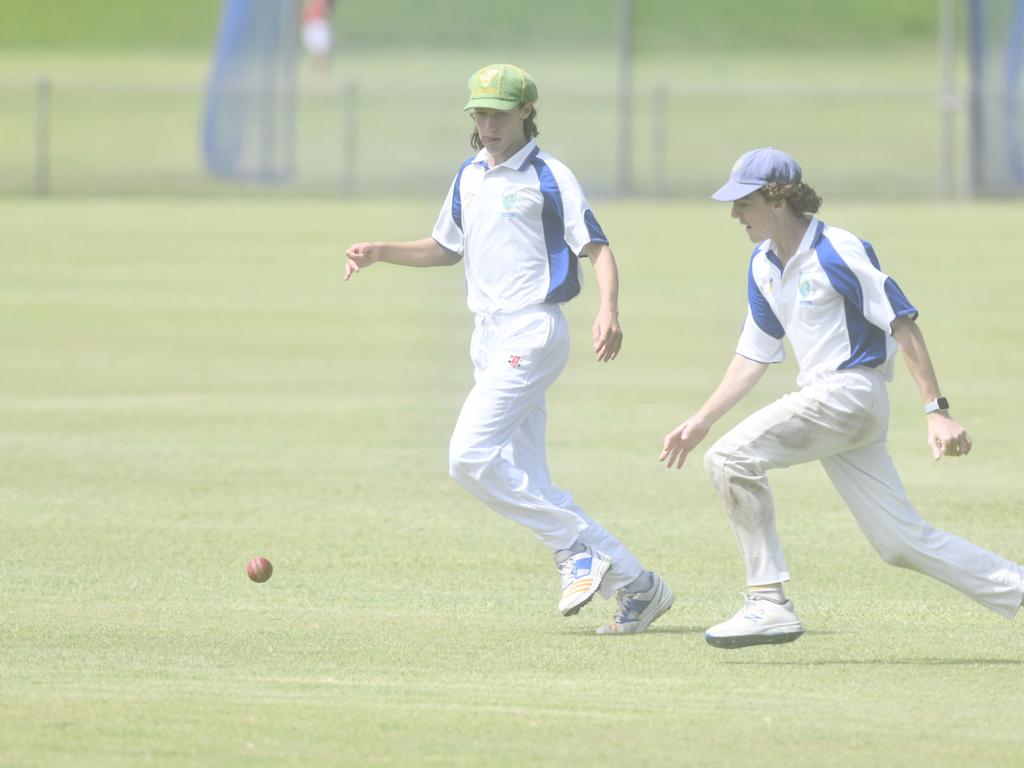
0, 0, 1021, 200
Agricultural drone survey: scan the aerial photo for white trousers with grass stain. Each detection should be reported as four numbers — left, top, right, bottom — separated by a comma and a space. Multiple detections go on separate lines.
704, 367, 1024, 618
448, 303, 644, 597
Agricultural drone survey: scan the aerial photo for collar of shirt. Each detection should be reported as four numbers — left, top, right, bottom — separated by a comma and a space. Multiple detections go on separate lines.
765, 216, 826, 272
472, 139, 540, 172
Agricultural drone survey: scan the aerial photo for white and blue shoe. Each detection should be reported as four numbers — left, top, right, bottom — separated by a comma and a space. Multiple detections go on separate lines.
596, 572, 675, 635
557, 547, 611, 616
704, 593, 804, 649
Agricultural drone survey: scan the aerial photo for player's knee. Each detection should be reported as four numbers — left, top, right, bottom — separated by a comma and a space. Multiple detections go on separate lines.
870, 522, 937, 569
704, 442, 751, 486
876, 544, 911, 568
875, 531, 934, 569
447, 449, 471, 484
448, 443, 489, 487
871, 528, 923, 568
703, 445, 727, 483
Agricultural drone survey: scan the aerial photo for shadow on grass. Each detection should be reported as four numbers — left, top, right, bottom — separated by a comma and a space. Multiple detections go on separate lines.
720, 657, 1024, 666
644, 625, 707, 635
562, 625, 707, 636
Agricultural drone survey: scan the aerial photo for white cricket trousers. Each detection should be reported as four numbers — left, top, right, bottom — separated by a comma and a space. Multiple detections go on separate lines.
448, 303, 644, 596
704, 367, 1024, 618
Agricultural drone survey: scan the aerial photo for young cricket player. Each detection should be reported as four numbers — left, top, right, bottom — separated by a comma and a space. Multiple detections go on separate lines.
345, 64, 673, 634
661, 147, 1024, 648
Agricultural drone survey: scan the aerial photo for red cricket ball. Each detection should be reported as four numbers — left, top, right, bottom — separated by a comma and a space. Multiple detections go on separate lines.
246, 556, 273, 583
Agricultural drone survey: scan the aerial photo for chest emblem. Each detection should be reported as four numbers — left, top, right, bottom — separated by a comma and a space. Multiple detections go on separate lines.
501, 185, 520, 219
502, 188, 518, 211
798, 269, 814, 304
761, 276, 774, 297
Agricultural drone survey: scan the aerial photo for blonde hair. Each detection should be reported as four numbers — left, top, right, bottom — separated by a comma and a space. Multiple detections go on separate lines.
761, 181, 822, 216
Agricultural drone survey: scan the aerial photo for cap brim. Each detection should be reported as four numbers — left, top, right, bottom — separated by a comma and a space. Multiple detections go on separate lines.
464, 98, 520, 112
711, 180, 764, 202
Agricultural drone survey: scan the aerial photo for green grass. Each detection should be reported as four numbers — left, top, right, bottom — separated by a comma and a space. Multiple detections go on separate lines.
0, 0, 939, 52
1, 197, 1023, 766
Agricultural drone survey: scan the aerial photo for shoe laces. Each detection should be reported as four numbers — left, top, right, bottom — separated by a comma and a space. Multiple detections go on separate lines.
739, 592, 767, 620
612, 589, 645, 624
557, 555, 578, 591
557, 551, 592, 590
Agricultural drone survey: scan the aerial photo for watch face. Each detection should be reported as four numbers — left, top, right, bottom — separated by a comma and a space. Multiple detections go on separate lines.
936, 397, 949, 410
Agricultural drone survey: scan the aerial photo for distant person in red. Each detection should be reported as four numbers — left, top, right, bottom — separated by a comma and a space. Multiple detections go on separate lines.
302, 0, 335, 79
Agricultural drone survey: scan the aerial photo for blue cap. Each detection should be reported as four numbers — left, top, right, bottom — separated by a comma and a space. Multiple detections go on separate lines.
711, 147, 802, 201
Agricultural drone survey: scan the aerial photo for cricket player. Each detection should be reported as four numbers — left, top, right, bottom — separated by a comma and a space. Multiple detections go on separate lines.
660, 147, 1024, 648
345, 64, 673, 634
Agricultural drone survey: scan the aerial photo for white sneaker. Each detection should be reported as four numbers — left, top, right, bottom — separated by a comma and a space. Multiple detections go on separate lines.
704, 593, 804, 649
596, 572, 675, 635
557, 548, 611, 616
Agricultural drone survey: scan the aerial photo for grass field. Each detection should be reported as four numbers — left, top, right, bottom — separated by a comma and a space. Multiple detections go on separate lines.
2, 197, 1023, 766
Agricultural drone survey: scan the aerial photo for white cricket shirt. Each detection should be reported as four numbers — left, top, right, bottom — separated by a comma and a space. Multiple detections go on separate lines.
431, 139, 608, 315
737, 217, 919, 387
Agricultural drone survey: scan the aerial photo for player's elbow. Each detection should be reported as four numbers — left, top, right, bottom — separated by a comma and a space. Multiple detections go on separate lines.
430, 240, 462, 267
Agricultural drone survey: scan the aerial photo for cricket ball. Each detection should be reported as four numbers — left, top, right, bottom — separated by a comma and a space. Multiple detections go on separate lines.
246, 556, 273, 583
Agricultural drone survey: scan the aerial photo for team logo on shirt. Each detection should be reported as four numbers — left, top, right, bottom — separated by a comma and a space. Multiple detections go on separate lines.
761, 276, 774, 297
508, 354, 522, 368
798, 270, 814, 305
501, 187, 519, 219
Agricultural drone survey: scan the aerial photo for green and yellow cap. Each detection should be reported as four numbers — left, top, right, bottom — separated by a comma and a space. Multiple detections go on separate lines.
464, 63, 538, 112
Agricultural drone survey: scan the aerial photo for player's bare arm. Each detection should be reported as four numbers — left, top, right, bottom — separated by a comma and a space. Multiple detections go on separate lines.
660, 354, 769, 469
344, 238, 460, 281
582, 242, 622, 362
891, 316, 972, 460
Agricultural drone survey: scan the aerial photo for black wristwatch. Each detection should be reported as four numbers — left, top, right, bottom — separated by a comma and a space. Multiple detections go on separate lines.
924, 397, 950, 414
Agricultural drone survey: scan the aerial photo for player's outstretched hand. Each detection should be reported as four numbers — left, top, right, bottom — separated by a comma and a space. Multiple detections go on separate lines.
345, 242, 381, 281
928, 413, 972, 461
592, 308, 622, 362
660, 416, 711, 469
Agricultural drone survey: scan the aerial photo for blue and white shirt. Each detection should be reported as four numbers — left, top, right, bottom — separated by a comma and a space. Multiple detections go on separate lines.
431, 139, 608, 316
737, 217, 919, 387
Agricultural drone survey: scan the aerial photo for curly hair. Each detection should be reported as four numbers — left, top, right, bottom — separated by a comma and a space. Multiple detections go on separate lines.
470, 105, 539, 151
760, 181, 822, 216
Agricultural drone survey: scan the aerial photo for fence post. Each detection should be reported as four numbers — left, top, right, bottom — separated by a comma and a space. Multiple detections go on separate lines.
615, 0, 633, 196
35, 76, 51, 196
937, 0, 957, 199
966, 0, 983, 198
650, 81, 668, 198
340, 79, 358, 196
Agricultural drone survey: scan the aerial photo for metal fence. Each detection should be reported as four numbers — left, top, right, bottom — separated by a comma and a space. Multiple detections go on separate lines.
0, 72, 964, 199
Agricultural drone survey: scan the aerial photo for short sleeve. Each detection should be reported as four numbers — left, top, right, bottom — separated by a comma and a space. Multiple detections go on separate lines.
431, 160, 473, 256
737, 311, 785, 363
544, 160, 609, 254
817, 235, 918, 334
736, 255, 786, 364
